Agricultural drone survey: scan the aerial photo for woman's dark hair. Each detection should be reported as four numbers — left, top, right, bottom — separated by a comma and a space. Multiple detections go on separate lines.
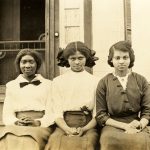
15, 48, 42, 74
108, 41, 135, 68
57, 41, 99, 68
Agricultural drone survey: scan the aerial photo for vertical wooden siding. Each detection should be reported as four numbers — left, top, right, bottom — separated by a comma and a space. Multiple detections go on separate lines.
124, 0, 131, 41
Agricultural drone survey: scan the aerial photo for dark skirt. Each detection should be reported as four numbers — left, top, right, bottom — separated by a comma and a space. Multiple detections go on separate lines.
100, 125, 150, 150
45, 111, 99, 150
0, 111, 53, 150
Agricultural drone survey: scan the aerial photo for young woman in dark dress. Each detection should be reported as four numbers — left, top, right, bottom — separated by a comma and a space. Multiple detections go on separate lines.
96, 41, 150, 150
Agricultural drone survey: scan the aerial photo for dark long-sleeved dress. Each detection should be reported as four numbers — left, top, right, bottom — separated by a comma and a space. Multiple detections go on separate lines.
96, 72, 150, 150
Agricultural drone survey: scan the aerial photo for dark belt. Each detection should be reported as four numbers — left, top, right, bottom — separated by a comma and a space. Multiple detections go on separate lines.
64, 111, 92, 128
111, 113, 139, 123
16, 110, 45, 119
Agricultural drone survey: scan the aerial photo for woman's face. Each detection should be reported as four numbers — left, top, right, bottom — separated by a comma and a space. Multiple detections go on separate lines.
20, 55, 37, 77
68, 51, 86, 72
112, 49, 130, 73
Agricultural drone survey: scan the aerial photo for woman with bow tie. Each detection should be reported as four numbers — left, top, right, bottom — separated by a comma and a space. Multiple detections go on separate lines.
0, 49, 54, 150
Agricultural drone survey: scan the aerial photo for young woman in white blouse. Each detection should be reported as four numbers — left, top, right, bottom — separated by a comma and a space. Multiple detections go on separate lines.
45, 41, 99, 150
0, 49, 54, 150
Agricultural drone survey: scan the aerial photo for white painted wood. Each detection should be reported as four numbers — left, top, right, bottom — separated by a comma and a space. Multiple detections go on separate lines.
59, 0, 84, 74
131, 0, 150, 81
92, 0, 125, 78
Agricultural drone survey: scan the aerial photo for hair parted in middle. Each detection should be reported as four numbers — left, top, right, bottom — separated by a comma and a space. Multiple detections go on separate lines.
107, 40, 135, 68
57, 41, 99, 68
15, 48, 42, 74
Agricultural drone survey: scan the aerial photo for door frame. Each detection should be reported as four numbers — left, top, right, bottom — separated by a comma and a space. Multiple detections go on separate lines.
45, 0, 59, 80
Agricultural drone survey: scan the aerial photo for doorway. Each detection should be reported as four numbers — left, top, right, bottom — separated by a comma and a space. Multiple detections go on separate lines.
20, 0, 45, 40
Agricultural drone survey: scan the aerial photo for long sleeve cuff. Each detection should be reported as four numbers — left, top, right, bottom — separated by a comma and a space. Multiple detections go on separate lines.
96, 115, 110, 126
3, 117, 18, 126
141, 115, 150, 123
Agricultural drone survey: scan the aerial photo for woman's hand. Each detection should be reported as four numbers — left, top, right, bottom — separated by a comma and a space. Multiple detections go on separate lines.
15, 116, 31, 126
76, 127, 84, 136
15, 116, 41, 126
28, 120, 41, 126
65, 127, 78, 136
66, 127, 86, 137
128, 120, 141, 129
15, 120, 26, 126
124, 126, 141, 134
124, 122, 141, 134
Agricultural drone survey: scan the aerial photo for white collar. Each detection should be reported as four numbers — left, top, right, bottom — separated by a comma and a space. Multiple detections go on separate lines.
113, 72, 131, 90
16, 74, 44, 82
113, 70, 131, 79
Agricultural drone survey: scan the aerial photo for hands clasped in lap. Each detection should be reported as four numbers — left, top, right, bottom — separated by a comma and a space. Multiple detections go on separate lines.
65, 127, 85, 137
125, 120, 142, 134
15, 116, 40, 127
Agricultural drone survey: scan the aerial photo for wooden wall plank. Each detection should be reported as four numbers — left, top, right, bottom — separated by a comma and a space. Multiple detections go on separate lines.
84, 0, 92, 73
124, 0, 131, 41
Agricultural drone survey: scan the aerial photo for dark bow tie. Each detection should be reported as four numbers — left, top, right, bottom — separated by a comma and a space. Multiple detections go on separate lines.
20, 80, 41, 88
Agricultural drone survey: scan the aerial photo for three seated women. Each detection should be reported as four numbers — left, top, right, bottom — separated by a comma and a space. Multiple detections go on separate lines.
1, 40, 150, 150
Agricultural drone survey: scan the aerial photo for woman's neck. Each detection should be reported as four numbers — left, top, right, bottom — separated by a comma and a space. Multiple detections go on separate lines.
21, 74, 36, 82
115, 69, 130, 77
71, 68, 85, 73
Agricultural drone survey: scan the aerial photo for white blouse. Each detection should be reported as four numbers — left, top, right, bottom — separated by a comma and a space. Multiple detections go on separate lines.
3, 74, 54, 127
52, 70, 99, 119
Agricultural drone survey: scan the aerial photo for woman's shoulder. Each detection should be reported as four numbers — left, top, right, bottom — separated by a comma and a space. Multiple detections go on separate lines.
131, 72, 148, 82
37, 74, 52, 83
99, 73, 113, 81
130, 72, 150, 90
97, 73, 114, 87
53, 73, 66, 82
6, 75, 22, 87
83, 72, 101, 87
130, 72, 150, 93
6, 80, 16, 88
36, 75, 52, 89
84, 71, 100, 79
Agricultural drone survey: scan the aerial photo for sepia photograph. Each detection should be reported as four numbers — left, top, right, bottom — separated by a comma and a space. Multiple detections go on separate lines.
0, 0, 150, 149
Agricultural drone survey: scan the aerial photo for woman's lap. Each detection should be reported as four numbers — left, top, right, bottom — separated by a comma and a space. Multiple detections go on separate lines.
0, 125, 53, 150
45, 127, 99, 150
100, 126, 150, 150
0, 134, 39, 150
